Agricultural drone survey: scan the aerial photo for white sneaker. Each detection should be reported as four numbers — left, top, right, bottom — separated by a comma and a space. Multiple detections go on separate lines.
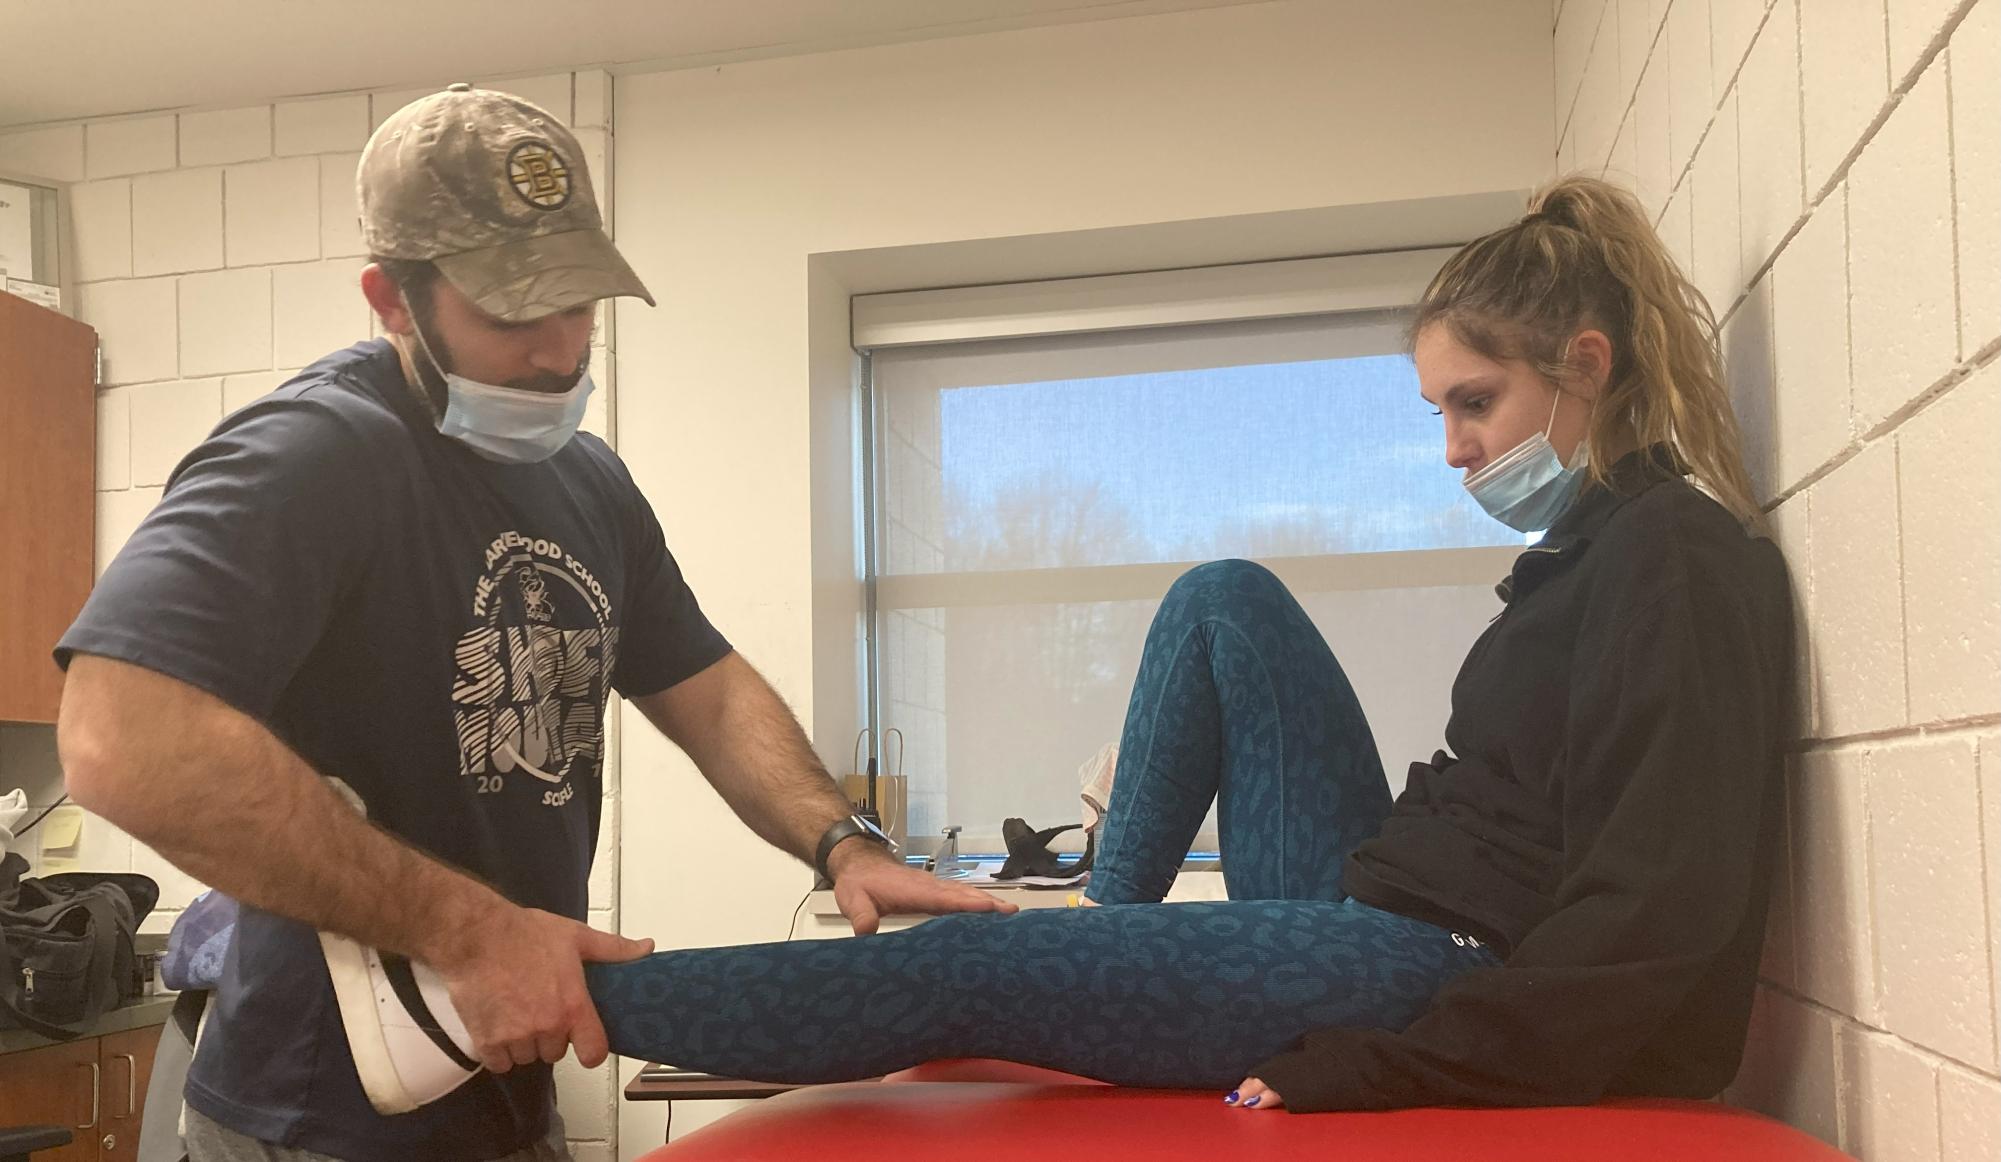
320, 932, 480, 1114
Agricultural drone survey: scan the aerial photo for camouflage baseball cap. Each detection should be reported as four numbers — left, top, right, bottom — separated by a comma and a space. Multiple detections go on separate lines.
358, 83, 653, 322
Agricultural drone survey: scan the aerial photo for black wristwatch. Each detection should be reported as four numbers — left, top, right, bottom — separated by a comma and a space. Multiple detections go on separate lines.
815, 813, 894, 880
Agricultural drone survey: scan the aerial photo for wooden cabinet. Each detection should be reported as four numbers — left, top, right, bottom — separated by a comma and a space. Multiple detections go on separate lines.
0, 1023, 159, 1162
0, 290, 97, 725
0, 1037, 95, 1162
94, 1026, 154, 1162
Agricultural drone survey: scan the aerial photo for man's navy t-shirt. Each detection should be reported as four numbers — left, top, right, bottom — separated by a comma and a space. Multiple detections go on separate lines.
57, 339, 732, 1161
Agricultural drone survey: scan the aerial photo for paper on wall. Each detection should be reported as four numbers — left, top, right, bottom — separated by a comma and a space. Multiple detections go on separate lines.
6, 278, 59, 311
0, 179, 33, 283
36, 805, 85, 872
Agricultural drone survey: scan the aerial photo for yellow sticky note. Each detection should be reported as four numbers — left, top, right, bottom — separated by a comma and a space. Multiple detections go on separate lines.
37, 805, 83, 872
39, 806, 82, 849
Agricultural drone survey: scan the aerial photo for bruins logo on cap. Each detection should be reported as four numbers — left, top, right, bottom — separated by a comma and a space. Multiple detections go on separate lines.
507, 141, 573, 211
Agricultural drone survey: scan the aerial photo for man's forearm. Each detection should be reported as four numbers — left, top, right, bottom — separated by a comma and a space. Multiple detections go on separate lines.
58, 655, 504, 966
696, 675, 856, 862
637, 654, 858, 865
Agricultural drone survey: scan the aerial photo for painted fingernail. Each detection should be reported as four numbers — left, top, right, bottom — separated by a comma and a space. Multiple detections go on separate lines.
1223, 1091, 1239, 1104
1244, 1096, 1261, 1107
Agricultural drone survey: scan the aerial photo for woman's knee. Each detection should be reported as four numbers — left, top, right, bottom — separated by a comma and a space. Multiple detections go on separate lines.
1162, 559, 1289, 617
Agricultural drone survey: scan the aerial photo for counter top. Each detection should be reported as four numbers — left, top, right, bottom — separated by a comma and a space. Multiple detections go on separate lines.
0, 993, 176, 1054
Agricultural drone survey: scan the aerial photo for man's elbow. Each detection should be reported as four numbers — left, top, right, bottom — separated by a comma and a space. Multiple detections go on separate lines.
54, 668, 138, 819
56, 716, 112, 819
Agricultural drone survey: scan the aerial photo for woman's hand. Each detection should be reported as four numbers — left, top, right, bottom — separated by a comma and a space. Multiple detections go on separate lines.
1223, 1076, 1286, 1111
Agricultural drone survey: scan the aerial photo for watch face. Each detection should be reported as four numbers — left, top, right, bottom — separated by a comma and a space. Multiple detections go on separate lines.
850, 813, 888, 841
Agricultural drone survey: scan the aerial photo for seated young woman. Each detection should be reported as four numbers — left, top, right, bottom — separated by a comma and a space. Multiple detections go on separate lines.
581, 174, 1794, 1114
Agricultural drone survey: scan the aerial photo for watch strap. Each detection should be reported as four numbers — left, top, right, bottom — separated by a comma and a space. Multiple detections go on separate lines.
814, 815, 888, 880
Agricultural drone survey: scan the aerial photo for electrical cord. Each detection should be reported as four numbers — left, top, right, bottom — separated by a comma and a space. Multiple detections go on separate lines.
785, 885, 812, 942
9, 793, 68, 837
653, 883, 808, 1144
640, 880, 814, 1146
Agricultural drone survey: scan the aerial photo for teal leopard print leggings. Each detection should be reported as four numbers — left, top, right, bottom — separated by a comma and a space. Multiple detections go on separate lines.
586, 560, 1499, 1087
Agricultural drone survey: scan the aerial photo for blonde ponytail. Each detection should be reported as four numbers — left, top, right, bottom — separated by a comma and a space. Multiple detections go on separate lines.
1411, 176, 1763, 528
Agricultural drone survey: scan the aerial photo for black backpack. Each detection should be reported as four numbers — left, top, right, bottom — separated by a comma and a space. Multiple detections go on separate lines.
0, 851, 158, 1039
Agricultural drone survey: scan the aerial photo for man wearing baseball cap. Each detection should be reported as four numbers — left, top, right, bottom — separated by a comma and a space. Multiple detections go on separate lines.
54, 84, 1007, 1162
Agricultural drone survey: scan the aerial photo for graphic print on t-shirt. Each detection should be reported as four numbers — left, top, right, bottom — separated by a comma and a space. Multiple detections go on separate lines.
451, 531, 620, 805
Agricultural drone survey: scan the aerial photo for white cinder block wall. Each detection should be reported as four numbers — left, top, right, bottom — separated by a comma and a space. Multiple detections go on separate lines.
1555, 0, 1999, 1157
0, 70, 626, 1162
3, 1, 1989, 1156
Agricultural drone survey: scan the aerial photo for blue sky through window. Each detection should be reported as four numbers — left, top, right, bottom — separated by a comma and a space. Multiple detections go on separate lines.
932, 353, 1520, 572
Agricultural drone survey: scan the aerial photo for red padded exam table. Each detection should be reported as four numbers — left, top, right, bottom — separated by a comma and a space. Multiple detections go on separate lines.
635, 1059, 1850, 1160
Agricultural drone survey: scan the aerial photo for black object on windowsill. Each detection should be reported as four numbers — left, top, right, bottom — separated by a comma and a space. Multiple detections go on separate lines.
994, 817, 1095, 880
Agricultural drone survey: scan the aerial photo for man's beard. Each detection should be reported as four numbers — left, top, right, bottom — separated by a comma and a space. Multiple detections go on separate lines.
406, 310, 590, 419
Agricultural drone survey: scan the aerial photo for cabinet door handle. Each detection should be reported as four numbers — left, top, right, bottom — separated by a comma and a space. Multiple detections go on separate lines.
114, 1052, 139, 1118
76, 1060, 100, 1129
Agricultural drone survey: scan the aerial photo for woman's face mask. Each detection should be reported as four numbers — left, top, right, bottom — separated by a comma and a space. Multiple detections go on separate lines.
1415, 327, 1595, 533
1461, 388, 1588, 532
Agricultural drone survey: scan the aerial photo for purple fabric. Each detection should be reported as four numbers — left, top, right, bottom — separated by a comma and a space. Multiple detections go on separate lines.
162, 890, 238, 991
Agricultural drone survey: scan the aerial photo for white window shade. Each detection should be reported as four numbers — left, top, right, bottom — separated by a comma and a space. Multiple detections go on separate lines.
852, 248, 1461, 349
867, 305, 1519, 856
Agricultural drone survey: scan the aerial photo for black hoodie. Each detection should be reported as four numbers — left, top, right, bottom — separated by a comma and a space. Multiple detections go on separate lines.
1255, 446, 1794, 1112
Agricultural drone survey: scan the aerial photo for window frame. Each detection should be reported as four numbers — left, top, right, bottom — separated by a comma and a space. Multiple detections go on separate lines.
854, 248, 1516, 857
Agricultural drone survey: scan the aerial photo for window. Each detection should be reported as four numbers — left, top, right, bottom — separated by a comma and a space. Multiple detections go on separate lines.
858, 257, 1519, 855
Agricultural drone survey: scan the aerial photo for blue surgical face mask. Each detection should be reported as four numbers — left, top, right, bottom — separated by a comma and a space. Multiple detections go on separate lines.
410, 323, 593, 464
1463, 389, 1588, 532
